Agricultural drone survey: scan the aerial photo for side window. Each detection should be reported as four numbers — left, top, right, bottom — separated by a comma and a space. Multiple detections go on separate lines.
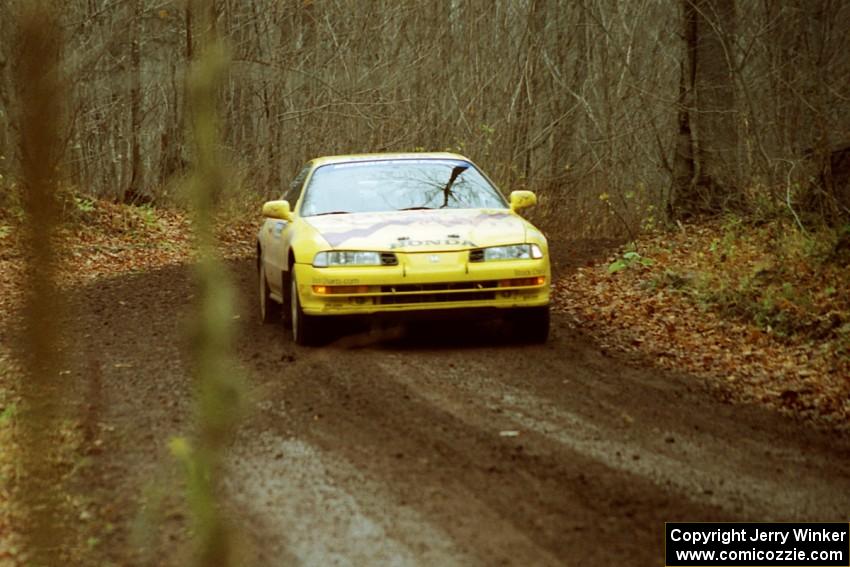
283, 164, 311, 207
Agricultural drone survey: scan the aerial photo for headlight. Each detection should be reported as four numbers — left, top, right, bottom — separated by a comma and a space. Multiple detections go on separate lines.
313, 250, 389, 267
470, 244, 543, 262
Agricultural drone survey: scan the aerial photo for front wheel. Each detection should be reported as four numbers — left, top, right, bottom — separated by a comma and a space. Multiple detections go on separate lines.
290, 271, 325, 346
508, 306, 550, 344
258, 261, 281, 324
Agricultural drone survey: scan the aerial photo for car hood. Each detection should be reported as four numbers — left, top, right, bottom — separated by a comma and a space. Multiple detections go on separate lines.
303, 209, 527, 252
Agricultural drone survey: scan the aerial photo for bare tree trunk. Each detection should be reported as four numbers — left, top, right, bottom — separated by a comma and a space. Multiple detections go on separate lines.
671, 0, 699, 217
672, 0, 739, 217
804, 0, 843, 221
511, 0, 543, 186
125, 0, 143, 203
186, 0, 194, 60
159, 60, 184, 188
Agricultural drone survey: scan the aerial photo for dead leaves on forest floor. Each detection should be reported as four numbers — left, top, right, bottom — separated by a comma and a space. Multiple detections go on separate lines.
0, 200, 255, 318
553, 220, 850, 430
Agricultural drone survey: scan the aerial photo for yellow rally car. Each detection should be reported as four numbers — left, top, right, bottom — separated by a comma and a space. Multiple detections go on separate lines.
257, 152, 550, 345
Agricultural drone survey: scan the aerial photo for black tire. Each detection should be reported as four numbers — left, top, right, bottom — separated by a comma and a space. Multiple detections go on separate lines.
508, 306, 550, 344
290, 270, 325, 346
258, 261, 281, 324
281, 269, 293, 325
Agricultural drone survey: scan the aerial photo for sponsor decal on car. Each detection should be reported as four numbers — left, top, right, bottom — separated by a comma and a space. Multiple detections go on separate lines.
388, 238, 476, 249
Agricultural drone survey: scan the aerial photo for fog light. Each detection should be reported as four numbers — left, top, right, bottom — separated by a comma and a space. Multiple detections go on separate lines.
498, 276, 546, 288
313, 285, 371, 295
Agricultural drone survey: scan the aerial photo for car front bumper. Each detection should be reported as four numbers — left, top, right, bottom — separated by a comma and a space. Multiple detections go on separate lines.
293, 252, 550, 316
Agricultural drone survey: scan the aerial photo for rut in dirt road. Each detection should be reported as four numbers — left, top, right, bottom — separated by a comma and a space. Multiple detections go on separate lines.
42, 255, 850, 566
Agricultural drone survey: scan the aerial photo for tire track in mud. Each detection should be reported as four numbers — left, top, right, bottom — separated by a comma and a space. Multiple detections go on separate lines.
235, 346, 720, 565
372, 354, 850, 519
234, 347, 571, 566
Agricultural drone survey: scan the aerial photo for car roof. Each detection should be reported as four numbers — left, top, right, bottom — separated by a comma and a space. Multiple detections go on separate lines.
309, 152, 471, 167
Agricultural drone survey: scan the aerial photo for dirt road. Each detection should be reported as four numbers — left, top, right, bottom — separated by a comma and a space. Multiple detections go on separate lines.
28, 246, 850, 566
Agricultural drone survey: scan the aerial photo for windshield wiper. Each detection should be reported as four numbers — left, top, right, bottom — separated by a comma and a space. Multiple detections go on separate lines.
313, 210, 351, 216
398, 206, 434, 211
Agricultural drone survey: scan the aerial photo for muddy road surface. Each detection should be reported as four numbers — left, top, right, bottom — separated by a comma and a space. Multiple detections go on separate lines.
31, 247, 850, 566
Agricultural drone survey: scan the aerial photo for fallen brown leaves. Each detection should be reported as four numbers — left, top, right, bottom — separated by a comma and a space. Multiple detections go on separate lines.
0, 199, 255, 318
553, 220, 850, 430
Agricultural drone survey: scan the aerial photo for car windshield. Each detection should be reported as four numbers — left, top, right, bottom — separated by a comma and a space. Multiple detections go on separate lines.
299, 159, 507, 217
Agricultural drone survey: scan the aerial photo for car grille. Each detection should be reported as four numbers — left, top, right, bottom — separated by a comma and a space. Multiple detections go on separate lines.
315, 278, 543, 306
375, 279, 533, 305
379, 291, 496, 305
380, 281, 498, 293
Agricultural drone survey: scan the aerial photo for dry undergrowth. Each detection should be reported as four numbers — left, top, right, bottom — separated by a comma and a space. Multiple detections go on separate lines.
554, 219, 850, 429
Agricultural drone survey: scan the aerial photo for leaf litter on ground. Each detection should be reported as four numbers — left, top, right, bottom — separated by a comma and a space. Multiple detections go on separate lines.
553, 219, 850, 430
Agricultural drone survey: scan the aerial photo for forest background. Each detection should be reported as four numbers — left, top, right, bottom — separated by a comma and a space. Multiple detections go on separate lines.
2, 0, 849, 233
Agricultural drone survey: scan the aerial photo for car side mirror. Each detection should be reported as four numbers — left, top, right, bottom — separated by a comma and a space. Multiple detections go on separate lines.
262, 200, 293, 221
509, 190, 537, 212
